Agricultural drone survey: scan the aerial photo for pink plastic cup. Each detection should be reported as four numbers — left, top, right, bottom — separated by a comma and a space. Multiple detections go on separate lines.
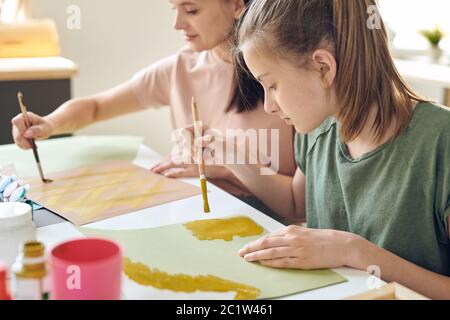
50, 238, 122, 300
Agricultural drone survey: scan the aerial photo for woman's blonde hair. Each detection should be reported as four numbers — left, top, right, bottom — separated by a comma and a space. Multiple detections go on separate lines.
235, 0, 427, 142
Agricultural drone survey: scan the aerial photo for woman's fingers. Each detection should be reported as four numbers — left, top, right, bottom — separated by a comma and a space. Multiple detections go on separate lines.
24, 125, 45, 139
151, 160, 178, 174
11, 114, 28, 134
12, 127, 32, 150
11, 112, 52, 149
163, 167, 197, 179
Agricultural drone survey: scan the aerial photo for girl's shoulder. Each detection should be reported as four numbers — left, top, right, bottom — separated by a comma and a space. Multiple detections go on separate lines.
409, 102, 450, 143
295, 118, 337, 153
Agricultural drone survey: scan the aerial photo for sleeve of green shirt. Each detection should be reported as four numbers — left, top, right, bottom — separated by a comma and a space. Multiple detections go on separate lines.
444, 205, 450, 238
438, 125, 450, 239
438, 134, 450, 239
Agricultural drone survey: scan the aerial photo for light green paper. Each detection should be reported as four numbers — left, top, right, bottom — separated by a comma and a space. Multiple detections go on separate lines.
0, 135, 143, 178
79, 218, 347, 300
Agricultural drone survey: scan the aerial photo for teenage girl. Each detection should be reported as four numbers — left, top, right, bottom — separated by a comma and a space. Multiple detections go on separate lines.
197, 0, 449, 298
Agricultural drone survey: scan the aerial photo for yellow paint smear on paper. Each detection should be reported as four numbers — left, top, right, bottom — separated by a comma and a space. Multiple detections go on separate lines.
183, 216, 264, 241
124, 258, 260, 300
26, 162, 201, 225
43, 168, 166, 220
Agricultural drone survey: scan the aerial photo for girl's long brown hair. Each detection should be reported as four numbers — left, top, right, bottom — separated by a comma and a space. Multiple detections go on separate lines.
236, 0, 427, 142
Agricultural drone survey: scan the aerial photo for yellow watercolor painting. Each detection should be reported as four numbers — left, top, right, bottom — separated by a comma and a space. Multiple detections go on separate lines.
184, 216, 264, 241
124, 257, 260, 300
26, 161, 201, 225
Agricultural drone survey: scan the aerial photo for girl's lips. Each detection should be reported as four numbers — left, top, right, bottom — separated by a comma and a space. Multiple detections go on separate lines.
281, 117, 292, 125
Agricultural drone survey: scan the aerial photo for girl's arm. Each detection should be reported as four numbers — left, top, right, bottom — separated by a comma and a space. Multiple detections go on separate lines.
47, 82, 142, 135
350, 235, 450, 300
240, 224, 450, 300
226, 164, 306, 222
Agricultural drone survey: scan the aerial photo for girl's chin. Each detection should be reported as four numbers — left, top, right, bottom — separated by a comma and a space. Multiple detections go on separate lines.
294, 125, 311, 135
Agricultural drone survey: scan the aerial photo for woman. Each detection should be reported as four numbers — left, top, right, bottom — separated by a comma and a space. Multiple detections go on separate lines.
11, 0, 296, 221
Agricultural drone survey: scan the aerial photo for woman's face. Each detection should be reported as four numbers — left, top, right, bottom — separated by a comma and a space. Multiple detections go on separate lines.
243, 46, 338, 134
170, 0, 244, 52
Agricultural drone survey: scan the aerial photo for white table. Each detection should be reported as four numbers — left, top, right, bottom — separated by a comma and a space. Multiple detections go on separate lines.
36, 145, 382, 300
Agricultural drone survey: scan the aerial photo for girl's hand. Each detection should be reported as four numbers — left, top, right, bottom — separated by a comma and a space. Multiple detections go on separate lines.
239, 225, 361, 270
11, 112, 54, 150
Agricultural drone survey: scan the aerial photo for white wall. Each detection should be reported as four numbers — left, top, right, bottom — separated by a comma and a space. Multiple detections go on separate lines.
30, 0, 184, 155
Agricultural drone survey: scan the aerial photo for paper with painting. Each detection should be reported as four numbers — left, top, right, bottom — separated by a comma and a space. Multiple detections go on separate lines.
25, 161, 201, 225
79, 216, 347, 300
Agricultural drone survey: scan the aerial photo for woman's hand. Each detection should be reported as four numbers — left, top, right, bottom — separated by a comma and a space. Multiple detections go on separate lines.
239, 225, 362, 270
11, 112, 54, 150
151, 157, 230, 179
178, 124, 260, 170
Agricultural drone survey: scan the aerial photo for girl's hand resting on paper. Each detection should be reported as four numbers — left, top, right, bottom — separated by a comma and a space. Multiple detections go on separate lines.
11, 112, 54, 150
239, 225, 362, 270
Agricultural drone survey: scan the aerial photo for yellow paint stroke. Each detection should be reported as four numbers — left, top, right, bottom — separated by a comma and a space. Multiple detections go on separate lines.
183, 216, 264, 241
26, 162, 200, 224
123, 258, 260, 300
43, 171, 167, 220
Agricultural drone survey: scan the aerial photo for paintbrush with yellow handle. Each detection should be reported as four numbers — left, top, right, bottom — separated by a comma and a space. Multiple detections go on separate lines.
191, 97, 210, 213
17, 92, 52, 184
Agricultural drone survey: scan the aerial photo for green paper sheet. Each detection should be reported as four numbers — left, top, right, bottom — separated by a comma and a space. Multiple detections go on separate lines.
0, 135, 143, 177
79, 217, 347, 300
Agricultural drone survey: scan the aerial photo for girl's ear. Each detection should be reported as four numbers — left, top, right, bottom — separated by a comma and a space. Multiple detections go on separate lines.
311, 49, 337, 89
232, 0, 246, 19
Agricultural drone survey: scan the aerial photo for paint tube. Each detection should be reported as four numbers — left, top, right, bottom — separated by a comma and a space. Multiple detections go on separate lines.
9, 185, 30, 203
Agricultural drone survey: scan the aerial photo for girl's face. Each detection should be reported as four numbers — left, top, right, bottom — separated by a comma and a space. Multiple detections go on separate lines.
171, 0, 244, 52
243, 46, 338, 134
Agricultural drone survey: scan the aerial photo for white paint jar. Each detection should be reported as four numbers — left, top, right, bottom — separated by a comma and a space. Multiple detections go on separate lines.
0, 203, 36, 269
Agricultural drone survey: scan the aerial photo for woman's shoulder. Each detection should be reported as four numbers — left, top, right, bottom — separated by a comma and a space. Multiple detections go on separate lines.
135, 46, 210, 75
176, 46, 226, 71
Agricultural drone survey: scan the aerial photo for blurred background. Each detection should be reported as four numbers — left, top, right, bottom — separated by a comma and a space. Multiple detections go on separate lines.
1, 0, 449, 154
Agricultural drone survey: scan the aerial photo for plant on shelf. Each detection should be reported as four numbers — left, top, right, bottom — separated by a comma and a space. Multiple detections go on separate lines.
420, 27, 445, 63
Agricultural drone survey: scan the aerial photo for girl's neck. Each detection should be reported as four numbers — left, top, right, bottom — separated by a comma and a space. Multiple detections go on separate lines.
344, 103, 398, 160
343, 100, 418, 159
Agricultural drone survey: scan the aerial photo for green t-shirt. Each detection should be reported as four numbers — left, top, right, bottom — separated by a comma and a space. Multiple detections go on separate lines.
295, 102, 450, 276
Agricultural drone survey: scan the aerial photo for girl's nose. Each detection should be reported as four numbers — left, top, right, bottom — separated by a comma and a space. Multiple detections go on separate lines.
264, 94, 279, 115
